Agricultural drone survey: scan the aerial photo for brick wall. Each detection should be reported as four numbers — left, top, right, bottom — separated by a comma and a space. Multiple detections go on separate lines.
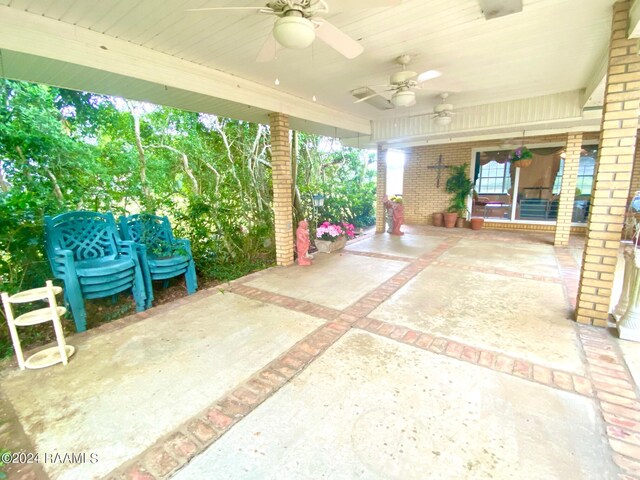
576, 0, 640, 326
630, 131, 640, 195
482, 221, 586, 234
402, 134, 567, 225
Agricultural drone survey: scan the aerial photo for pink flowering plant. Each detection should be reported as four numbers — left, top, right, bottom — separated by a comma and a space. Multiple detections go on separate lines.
508, 146, 533, 162
316, 221, 356, 242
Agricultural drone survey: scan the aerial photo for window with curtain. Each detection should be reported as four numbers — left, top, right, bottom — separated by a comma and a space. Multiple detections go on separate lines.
577, 155, 595, 195
572, 146, 597, 223
477, 160, 511, 194
553, 159, 564, 195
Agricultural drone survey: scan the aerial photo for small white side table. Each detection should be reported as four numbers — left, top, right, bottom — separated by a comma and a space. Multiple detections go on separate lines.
1, 280, 75, 370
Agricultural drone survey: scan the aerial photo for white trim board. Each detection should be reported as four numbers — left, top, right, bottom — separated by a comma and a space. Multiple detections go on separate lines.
0, 6, 371, 137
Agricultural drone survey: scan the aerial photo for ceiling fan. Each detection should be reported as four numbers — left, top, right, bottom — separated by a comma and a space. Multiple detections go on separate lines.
431, 93, 455, 125
187, 0, 400, 62
353, 55, 442, 108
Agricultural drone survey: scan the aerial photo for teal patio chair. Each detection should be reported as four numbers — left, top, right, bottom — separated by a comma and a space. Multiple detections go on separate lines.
118, 214, 197, 306
44, 211, 147, 332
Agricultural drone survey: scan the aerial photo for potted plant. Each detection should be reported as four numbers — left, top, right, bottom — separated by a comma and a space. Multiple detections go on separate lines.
469, 189, 485, 230
442, 210, 458, 228
445, 164, 473, 229
470, 217, 484, 230
315, 221, 355, 253
509, 146, 533, 168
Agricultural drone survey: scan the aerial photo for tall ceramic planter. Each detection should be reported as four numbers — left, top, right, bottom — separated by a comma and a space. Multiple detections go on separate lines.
432, 212, 444, 227
443, 212, 457, 228
315, 236, 347, 253
618, 247, 640, 341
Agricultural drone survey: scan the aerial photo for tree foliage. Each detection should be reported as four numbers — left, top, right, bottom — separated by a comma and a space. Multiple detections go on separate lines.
0, 79, 376, 354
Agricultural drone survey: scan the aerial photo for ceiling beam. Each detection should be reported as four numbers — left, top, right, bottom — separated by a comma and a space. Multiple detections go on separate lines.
581, 52, 608, 108
0, 6, 371, 136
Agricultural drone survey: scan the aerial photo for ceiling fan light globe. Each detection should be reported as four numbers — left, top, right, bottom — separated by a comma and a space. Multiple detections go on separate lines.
435, 115, 452, 126
434, 103, 453, 114
391, 90, 415, 107
273, 16, 316, 49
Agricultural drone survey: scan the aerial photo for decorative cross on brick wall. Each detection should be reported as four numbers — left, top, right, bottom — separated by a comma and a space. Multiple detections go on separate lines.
427, 154, 449, 188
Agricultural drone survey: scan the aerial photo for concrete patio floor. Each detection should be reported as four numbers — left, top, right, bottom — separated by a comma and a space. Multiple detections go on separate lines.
1, 226, 637, 479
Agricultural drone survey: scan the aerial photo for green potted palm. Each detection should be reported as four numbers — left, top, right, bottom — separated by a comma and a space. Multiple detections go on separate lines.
445, 164, 473, 228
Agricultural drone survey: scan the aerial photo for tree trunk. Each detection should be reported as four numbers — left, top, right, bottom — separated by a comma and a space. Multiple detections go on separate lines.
291, 130, 304, 234
128, 104, 152, 206
203, 161, 221, 195
44, 167, 64, 205
0, 164, 9, 192
150, 144, 199, 195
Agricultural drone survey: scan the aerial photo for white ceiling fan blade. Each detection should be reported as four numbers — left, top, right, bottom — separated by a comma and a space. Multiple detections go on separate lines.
354, 91, 391, 103
256, 34, 278, 63
314, 19, 364, 59
417, 70, 442, 83
185, 7, 273, 13
354, 93, 382, 104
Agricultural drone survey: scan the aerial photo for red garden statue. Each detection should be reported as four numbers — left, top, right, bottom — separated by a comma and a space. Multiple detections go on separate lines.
383, 195, 405, 236
296, 219, 312, 266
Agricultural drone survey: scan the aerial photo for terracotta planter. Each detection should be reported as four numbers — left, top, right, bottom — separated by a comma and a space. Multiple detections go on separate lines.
514, 158, 532, 168
443, 212, 457, 228
455, 217, 465, 228
315, 236, 347, 253
432, 212, 444, 227
470, 217, 484, 230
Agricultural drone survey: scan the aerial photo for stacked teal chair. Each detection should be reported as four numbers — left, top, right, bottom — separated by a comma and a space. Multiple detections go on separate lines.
44, 211, 147, 332
118, 214, 197, 307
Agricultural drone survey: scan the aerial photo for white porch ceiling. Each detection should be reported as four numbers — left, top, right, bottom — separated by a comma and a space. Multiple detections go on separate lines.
0, 0, 617, 142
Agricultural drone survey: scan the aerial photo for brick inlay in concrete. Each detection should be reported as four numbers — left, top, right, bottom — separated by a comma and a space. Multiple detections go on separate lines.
578, 326, 640, 478
109, 320, 352, 479
355, 318, 593, 398
5, 227, 631, 480
173, 330, 616, 480
1, 292, 325, 480
367, 264, 584, 374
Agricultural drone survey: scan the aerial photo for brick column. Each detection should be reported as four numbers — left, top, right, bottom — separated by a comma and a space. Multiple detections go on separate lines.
554, 133, 583, 246
376, 144, 387, 233
631, 136, 640, 194
269, 112, 294, 266
576, 0, 640, 326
